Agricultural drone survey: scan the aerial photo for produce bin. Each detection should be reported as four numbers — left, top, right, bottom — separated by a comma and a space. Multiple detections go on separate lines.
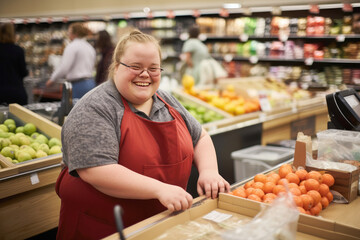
231, 145, 294, 182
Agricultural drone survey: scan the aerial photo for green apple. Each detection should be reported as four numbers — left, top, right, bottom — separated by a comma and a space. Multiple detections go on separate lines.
35, 134, 48, 144
48, 137, 62, 148
19, 136, 31, 146
0, 124, 8, 132
30, 142, 40, 151
20, 145, 36, 158
16, 151, 32, 162
4, 119, 15, 126
1, 146, 15, 159
38, 143, 50, 154
23, 123, 37, 136
35, 150, 48, 158
9, 135, 21, 146
49, 145, 62, 155
15, 126, 24, 133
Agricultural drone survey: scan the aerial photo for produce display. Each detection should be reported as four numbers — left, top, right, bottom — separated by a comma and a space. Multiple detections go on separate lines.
0, 118, 62, 165
229, 163, 335, 216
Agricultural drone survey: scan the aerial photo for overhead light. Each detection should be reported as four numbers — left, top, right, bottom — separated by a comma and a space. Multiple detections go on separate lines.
223, 3, 241, 9
143, 7, 151, 13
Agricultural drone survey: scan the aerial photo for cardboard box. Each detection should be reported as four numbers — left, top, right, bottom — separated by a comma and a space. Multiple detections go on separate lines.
293, 140, 360, 203
103, 193, 360, 240
0, 104, 62, 179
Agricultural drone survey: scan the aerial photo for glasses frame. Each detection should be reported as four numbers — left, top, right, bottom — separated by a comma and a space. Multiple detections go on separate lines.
119, 62, 164, 77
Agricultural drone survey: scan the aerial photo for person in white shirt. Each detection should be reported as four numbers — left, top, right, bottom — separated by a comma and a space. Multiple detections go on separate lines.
46, 22, 96, 99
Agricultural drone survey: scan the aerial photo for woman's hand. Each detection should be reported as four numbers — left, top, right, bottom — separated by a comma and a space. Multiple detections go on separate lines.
156, 184, 193, 212
197, 169, 230, 199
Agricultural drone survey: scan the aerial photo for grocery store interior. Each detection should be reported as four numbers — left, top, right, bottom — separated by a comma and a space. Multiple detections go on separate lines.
1, 0, 360, 239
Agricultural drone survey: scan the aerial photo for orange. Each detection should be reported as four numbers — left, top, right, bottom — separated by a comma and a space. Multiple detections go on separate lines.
252, 188, 265, 199
266, 176, 277, 184
293, 195, 303, 208
279, 164, 293, 178
263, 182, 276, 194
306, 171, 323, 183
307, 190, 321, 206
252, 182, 264, 190
263, 193, 277, 201
247, 194, 262, 202
278, 178, 289, 187
288, 183, 299, 189
299, 180, 306, 186
286, 172, 300, 185
273, 185, 286, 195
297, 207, 306, 214
289, 187, 301, 196
245, 187, 255, 197
300, 194, 314, 210
304, 179, 320, 191
268, 173, 280, 184
321, 196, 329, 209
299, 185, 307, 194
322, 173, 335, 187
254, 174, 267, 184
310, 204, 322, 216
326, 191, 334, 203
244, 180, 254, 189
295, 169, 308, 181
318, 184, 330, 197
233, 188, 246, 198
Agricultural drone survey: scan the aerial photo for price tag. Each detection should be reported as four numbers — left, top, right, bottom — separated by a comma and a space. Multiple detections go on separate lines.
259, 112, 267, 122
223, 54, 233, 62
304, 58, 314, 66
203, 210, 232, 223
259, 98, 272, 113
336, 34, 345, 42
249, 56, 259, 64
30, 173, 40, 185
272, 7, 282, 16
239, 34, 249, 42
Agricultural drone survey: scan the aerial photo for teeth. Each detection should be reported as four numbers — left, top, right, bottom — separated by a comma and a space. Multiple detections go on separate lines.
135, 82, 150, 86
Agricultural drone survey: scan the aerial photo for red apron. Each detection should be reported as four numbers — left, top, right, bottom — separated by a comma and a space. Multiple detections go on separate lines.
55, 93, 194, 240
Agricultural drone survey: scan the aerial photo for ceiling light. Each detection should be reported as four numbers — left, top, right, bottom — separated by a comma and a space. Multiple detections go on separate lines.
223, 3, 241, 9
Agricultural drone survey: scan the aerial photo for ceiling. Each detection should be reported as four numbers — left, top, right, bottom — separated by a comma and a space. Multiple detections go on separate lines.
0, 0, 358, 19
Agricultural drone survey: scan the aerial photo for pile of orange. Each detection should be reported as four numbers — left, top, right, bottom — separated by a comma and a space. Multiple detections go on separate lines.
229, 163, 335, 216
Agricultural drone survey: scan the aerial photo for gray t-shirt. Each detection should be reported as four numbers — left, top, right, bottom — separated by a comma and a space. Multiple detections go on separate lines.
61, 80, 202, 176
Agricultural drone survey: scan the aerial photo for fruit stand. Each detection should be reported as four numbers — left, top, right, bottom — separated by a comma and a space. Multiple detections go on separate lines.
103, 159, 360, 240
0, 104, 62, 240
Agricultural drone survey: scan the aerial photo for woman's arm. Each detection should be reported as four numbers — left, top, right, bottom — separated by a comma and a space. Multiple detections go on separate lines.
193, 128, 231, 198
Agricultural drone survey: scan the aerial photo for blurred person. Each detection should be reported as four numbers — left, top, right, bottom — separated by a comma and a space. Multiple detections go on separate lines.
55, 30, 230, 239
0, 22, 28, 105
95, 30, 114, 85
181, 25, 227, 86
46, 22, 96, 99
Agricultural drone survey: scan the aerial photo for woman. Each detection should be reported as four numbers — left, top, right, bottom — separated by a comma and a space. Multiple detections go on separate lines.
182, 25, 227, 86
95, 30, 114, 85
55, 30, 230, 239
46, 22, 96, 99
0, 23, 28, 105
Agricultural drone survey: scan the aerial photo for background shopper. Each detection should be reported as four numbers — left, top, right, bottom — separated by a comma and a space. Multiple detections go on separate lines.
46, 22, 96, 99
181, 25, 227, 86
55, 30, 230, 239
95, 30, 114, 85
0, 23, 28, 105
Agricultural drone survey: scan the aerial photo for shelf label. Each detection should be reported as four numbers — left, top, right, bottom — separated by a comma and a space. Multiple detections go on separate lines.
249, 56, 259, 64
304, 58, 314, 66
239, 34, 249, 42
30, 173, 40, 185
309, 5, 319, 14
272, 7, 282, 16
223, 54, 233, 62
336, 34, 345, 42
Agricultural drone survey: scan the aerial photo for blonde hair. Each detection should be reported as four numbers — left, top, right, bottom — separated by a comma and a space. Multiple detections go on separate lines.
108, 30, 162, 80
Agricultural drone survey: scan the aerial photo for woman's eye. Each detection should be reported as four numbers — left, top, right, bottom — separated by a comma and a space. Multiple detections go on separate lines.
149, 68, 158, 72
130, 66, 141, 70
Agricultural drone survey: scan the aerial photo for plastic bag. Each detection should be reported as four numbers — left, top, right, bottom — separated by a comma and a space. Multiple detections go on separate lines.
221, 192, 299, 240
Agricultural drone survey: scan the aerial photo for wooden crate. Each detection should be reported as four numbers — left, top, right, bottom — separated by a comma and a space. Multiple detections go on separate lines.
0, 104, 62, 179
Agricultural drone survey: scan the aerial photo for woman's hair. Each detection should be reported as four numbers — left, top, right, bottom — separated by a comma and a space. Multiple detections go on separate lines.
69, 22, 92, 38
188, 25, 200, 38
108, 30, 162, 80
95, 30, 113, 51
0, 23, 16, 44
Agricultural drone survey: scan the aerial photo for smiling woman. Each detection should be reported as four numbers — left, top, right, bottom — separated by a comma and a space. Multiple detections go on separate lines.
55, 29, 230, 240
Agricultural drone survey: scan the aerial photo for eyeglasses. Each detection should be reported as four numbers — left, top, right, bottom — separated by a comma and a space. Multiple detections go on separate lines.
119, 62, 163, 77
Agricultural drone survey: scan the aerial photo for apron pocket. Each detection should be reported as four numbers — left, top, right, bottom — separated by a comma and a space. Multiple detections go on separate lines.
75, 211, 116, 240
143, 155, 192, 187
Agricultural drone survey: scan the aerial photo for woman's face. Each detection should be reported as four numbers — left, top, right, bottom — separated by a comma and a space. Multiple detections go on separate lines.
114, 41, 161, 107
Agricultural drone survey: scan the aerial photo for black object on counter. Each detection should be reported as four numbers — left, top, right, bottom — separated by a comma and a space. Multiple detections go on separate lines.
326, 88, 360, 131
114, 205, 126, 240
